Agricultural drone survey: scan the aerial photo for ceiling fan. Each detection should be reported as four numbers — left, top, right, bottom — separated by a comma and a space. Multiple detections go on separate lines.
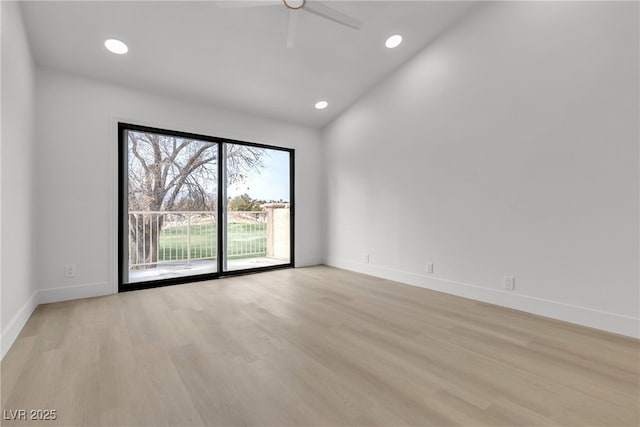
218, 0, 363, 48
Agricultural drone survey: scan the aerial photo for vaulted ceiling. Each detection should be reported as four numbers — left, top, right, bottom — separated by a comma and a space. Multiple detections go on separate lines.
21, 1, 475, 128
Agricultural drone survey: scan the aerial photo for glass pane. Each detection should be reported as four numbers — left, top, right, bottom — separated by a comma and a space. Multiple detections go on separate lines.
224, 144, 291, 272
125, 130, 218, 284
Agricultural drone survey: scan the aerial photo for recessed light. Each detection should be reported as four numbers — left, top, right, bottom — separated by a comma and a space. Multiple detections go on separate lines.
385, 34, 403, 49
104, 39, 128, 55
315, 101, 328, 110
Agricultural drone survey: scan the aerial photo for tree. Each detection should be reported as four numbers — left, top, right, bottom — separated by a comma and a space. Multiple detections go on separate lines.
227, 194, 264, 211
127, 131, 265, 268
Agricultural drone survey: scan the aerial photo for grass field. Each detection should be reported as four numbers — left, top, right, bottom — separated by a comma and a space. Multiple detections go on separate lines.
158, 222, 266, 261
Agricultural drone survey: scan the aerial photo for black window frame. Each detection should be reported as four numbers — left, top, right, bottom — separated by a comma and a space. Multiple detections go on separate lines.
118, 122, 295, 292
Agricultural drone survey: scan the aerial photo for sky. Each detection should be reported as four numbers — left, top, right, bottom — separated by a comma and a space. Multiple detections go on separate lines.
226, 148, 290, 202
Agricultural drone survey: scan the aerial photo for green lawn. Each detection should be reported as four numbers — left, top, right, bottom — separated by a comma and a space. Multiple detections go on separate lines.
158, 223, 266, 261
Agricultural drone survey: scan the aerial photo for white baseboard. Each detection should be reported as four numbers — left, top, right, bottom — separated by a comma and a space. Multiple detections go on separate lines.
1, 282, 113, 360
325, 257, 640, 339
38, 281, 113, 304
3, 264, 636, 362
295, 257, 323, 268
1, 291, 39, 360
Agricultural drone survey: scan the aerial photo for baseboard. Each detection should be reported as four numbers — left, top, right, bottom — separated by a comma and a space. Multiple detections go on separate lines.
1, 282, 114, 360
1, 291, 38, 360
325, 257, 640, 339
38, 281, 113, 304
295, 256, 323, 268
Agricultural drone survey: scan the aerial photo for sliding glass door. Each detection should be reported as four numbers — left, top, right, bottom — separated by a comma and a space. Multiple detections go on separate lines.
223, 144, 291, 272
119, 123, 293, 290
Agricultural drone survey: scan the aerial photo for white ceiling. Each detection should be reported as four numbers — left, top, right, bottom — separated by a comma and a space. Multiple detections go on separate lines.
21, 1, 475, 128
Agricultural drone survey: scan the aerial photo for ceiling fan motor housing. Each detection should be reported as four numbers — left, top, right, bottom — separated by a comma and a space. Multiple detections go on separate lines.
283, 0, 305, 10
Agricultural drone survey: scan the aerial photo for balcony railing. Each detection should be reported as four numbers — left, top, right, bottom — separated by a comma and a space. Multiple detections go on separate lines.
128, 211, 267, 269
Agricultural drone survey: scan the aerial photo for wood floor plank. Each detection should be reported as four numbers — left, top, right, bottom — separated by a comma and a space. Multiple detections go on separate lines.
1, 265, 638, 426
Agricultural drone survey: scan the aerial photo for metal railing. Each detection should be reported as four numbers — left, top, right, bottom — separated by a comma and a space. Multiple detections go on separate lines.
128, 211, 267, 269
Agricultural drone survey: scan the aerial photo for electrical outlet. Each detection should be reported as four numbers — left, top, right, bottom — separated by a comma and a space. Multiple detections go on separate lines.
504, 276, 515, 290
365, 254, 370, 263
64, 264, 76, 278
426, 263, 434, 274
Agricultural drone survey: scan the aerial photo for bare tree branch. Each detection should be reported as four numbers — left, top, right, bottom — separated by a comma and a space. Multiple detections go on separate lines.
126, 131, 266, 267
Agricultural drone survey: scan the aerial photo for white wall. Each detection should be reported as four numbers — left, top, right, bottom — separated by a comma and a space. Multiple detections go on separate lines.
35, 67, 323, 302
323, 1, 639, 337
1, 1, 38, 358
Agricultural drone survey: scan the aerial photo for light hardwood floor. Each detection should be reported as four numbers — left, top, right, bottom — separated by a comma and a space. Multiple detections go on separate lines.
1, 266, 638, 426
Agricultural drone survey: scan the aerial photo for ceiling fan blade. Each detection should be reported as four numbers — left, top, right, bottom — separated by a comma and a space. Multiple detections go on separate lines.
304, 1, 362, 30
217, 0, 280, 8
286, 9, 300, 48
